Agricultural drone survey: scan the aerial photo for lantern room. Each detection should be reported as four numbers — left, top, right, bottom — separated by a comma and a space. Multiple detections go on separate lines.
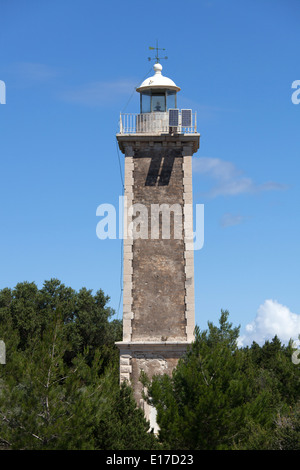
136, 62, 181, 113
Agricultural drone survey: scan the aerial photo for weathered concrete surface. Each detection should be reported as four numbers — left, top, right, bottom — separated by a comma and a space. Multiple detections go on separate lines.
132, 148, 186, 342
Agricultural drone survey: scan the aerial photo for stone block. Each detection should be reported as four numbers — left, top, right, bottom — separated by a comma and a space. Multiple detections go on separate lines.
123, 332, 131, 342
123, 295, 133, 306
120, 356, 130, 365
123, 311, 134, 320
183, 164, 192, 178
120, 372, 130, 382
184, 265, 194, 278
183, 205, 193, 216
123, 237, 133, 246
120, 364, 132, 374
183, 192, 193, 203
123, 319, 132, 335
125, 161, 135, 170
184, 249, 194, 259
124, 175, 134, 186
183, 176, 193, 187
124, 251, 133, 261
123, 303, 133, 313
123, 263, 133, 275
123, 244, 133, 253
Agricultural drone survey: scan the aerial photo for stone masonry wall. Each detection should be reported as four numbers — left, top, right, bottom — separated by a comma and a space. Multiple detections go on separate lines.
131, 146, 186, 342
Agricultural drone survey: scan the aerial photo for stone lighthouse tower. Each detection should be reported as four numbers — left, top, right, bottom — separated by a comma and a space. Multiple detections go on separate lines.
116, 58, 200, 426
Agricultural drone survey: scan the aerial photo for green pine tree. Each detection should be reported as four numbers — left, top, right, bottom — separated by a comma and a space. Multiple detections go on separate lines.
143, 311, 285, 450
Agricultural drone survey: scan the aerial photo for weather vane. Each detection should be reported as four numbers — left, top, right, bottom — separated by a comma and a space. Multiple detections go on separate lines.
148, 41, 168, 63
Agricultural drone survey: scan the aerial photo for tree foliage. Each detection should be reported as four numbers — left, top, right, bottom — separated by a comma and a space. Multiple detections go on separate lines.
1, 282, 299, 450
0, 279, 158, 450
143, 311, 300, 450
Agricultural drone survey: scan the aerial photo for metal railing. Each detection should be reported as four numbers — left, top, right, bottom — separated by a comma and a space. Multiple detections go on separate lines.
119, 111, 197, 135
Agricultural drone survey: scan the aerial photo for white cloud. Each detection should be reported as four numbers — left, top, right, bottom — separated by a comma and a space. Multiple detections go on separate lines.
193, 157, 287, 198
7, 62, 60, 82
220, 213, 245, 228
238, 299, 300, 347
59, 79, 137, 107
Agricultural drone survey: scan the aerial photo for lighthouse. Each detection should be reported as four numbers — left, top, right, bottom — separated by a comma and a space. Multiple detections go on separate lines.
116, 56, 200, 427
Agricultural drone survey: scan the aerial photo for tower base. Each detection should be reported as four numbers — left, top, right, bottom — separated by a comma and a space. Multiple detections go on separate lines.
115, 341, 191, 430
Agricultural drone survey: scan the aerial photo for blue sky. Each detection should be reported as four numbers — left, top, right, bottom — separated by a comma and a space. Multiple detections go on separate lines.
1, 0, 300, 346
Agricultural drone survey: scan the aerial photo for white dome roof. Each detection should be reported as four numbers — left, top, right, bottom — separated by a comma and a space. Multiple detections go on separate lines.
136, 63, 180, 93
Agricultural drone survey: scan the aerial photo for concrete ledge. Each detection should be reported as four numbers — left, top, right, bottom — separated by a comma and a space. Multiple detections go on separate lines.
115, 341, 192, 354
116, 134, 200, 155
